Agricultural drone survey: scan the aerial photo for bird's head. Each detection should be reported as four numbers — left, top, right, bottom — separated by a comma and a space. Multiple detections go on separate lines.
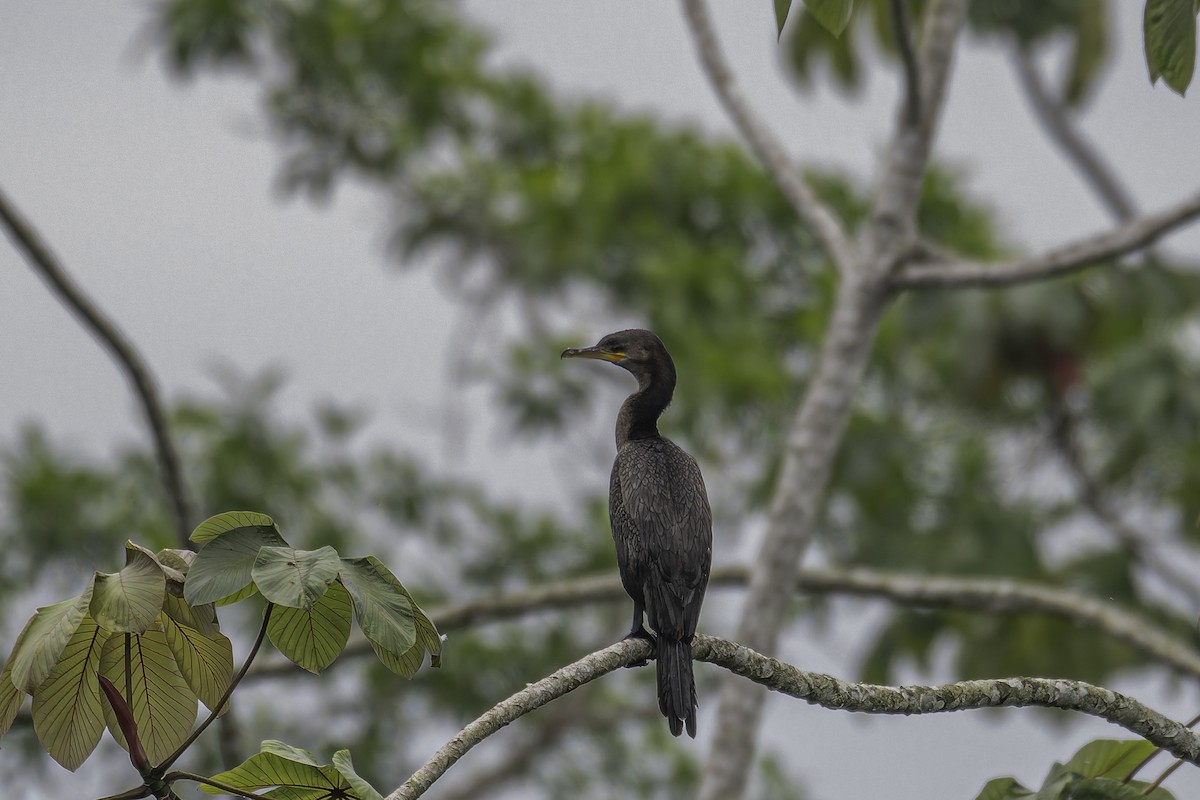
561, 329, 674, 386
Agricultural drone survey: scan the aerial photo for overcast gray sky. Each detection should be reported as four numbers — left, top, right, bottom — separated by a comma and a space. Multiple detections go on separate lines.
2, 2, 1200, 798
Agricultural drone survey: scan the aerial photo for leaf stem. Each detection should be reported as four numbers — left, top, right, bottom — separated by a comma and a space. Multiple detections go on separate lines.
96, 787, 152, 800
155, 602, 275, 773
165, 770, 266, 800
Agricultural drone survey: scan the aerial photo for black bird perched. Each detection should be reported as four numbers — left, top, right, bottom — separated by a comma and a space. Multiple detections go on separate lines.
562, 329, 712, 737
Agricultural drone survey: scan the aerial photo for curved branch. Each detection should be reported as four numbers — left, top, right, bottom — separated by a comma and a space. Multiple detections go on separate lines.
1050, 412, 1200, 609
386, 637, 649, 800
891, 191, 1200, 290
1011, 47, 1136, 223
385, 634, 1200, 800
240, 564, 1200, 684
694, 635, 1200, 762
679, 0, 857, 274
0, 185, 194, 546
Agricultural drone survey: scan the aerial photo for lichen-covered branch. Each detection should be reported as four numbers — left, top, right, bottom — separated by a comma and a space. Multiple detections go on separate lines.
694, 636, 1200, 764
386, 638, 651, 800
0, 185, 194, 547
385, 635, 1200, 800
679, 0, 857, 274
891, 191, 1200, 290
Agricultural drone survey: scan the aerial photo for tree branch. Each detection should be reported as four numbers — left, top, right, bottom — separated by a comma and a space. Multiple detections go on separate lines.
700, 2, 969, 796
679, 0, 857, 274
386, 635, 1200, 800
1049, 412, 1200, 610
889, 0, 921, 126
891, 191, 1200, 290
866, 0, 967, 264
1011, 47, 1137, 223
694, 635, 1200, 763
0, 185, 194, 547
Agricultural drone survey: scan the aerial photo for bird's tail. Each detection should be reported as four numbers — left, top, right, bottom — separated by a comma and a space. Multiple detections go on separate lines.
656, 636, 697, 738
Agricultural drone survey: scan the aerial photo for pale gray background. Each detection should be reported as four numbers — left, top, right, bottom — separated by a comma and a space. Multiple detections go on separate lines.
2, 2, 1199, 798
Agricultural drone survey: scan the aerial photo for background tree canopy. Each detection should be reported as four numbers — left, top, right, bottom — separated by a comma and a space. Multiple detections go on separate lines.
2, 1, 1200, 798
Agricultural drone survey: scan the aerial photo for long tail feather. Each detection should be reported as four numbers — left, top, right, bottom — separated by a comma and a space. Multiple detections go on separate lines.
656, 636, 696, 737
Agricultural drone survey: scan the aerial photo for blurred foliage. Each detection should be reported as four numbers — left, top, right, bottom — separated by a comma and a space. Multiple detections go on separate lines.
785, 0, 1109, 106
3, 0, 1200, 797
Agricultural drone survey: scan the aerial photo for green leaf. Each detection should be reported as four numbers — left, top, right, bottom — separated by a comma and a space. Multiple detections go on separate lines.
201, 740, 352, 797
30, 617, 110, 771
155, 548, 194, 592
161, 611, 234, 713
9, 586, 94, 693
190, 510, 279, 544
1064, 0, 1110, 106
775, 0, 794, 38
803, 0, 856, 36
1064, 739, 1157, 780
162, 593, 221, 638
0, 659, 24, 741
266, 579, 352, 673
389, 577, 443, 672
184, 523, 288, 605
974, 777, 1035, 800
1066, 776, 1176, 799
155, 548, 195, 575
337, 557, 417, 667
98, 629, 198, 765
90, 541, 167, 634
252, 545, 341, 610
333, 749, 384, 800
1144, 0, 1198, 95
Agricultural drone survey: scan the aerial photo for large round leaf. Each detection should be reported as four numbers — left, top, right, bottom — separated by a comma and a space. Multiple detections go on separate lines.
337, 557, 418, 671
161, 611, 234, 713
332, 749, 384, 800
200, 740, 352, 797
184, 524, 287, 606
190, 510, 278, 545
90, 542, 166, 634
31, 617, 110, 771
266, 579, 352, 674
162, 593, 220, 638
98, 629, 198, 765
0, 660, 24, 741
251, 545, 340, 611
8, 586, 94, 694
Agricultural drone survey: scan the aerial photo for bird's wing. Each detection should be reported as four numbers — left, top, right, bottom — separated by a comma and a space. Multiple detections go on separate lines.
616, 440, 712, 637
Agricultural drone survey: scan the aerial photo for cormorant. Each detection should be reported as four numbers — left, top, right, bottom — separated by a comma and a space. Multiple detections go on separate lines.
562, 329, 712, 737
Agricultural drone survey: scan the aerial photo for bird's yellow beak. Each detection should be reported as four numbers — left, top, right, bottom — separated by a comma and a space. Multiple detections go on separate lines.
561, 345, 625, 363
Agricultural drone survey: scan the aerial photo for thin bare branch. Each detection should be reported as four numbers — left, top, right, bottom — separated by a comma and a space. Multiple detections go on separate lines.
1050, 412, 1200, 609
866, 0, 967, 262
679, 0, 857, 274
386, 635, 1200, 800
0, 185, 194, 547
892, 191, 1200, 290
889, 0, 921, 126
1012, 47, 1137, 223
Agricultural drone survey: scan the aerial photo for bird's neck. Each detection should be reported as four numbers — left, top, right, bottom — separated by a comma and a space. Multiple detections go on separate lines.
615, 364, 675, 449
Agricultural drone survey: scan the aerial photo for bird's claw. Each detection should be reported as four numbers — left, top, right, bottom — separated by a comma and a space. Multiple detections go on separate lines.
621, 627, 655, 668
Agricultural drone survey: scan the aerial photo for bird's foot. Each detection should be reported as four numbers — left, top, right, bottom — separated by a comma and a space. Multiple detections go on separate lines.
621, 627, 655, 668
